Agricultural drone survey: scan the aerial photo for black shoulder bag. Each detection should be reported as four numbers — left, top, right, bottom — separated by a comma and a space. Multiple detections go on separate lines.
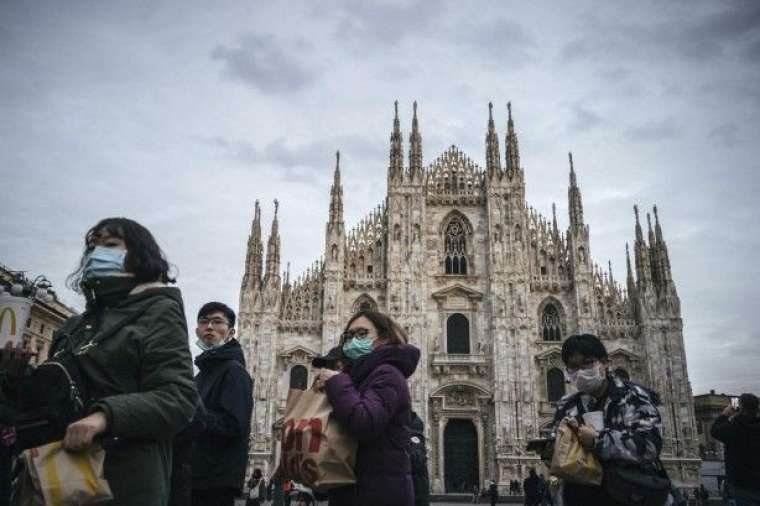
602, 459, 672, 506
13, 307, 148, 450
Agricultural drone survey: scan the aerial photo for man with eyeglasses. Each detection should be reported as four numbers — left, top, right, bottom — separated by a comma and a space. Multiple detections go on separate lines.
545, 333, 669, 506
191, 302, 253, 506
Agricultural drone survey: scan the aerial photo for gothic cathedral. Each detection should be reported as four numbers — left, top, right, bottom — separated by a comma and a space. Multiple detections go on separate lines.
237, 102, 701, 492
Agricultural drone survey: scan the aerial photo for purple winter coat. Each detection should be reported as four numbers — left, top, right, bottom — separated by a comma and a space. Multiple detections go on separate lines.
325, 344, 421, 506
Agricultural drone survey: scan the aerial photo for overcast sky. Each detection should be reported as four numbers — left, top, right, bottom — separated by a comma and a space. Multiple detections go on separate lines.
1, 1, 758, 395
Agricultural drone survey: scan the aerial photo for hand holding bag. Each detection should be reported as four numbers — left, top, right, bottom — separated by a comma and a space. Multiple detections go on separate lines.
550, 418, 603, 486
276, 383, 357, 490
18, 441, 112, 505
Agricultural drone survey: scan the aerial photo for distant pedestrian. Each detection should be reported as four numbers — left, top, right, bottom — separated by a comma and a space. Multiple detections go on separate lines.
711, 393, 760, 506
316, 310, 420, 506
488, 480, 498, 506
523, 468, 541, 506
408, 411, 431, 506
697, 484, 709, 506
247, 469, 266, 506
472, 483, 480, 503
191, 302, 254, 506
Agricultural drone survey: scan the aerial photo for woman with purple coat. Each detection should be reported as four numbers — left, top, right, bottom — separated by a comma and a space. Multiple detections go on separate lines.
317, 310, 421, 506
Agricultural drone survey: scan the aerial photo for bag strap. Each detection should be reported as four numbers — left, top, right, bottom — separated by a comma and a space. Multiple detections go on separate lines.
68, 305, 151, 356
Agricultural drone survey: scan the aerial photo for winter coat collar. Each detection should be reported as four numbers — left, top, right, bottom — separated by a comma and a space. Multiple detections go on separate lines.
348, 343, 420, 384
195, 338, 247, 372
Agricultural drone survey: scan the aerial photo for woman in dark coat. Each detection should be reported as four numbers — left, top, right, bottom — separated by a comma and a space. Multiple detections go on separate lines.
317, 310, 420, 506
3, 218, 198, 505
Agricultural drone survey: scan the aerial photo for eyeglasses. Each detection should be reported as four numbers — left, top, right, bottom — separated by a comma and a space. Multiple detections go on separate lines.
197, 318, 229, 328
341, 328, 370, 341
565, 359, 599, 375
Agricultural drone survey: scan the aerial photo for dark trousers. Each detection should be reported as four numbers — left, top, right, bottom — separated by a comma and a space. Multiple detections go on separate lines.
563, 483, 628, 506
192, 487, 238, 506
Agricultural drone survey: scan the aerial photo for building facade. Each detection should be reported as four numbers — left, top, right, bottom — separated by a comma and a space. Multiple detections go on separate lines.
238, 103, 702, 491
1, 262, 78, 364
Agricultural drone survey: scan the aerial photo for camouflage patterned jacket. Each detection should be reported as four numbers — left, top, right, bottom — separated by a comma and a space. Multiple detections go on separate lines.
550, 373, 664, 466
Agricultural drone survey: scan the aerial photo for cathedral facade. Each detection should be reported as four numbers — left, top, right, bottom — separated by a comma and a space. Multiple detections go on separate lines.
237, 102, 701, 492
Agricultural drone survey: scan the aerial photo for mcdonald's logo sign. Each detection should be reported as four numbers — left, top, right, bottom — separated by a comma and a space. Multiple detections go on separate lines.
0, 296, 32, 345
0, 307, 16, 336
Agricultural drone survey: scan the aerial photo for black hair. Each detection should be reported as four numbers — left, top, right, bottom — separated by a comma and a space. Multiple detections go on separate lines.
198, 301, 236, 328
561, 333, 608, 365
67, 217, 173, 291
740, 393, 758, 415
341, 310, 408, 346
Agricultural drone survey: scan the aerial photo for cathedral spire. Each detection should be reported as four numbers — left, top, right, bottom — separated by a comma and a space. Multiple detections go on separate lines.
388, 100, 404, 184
264, 199, 281, 288
633, 205, 651, 288
486, 102, 501, 179
626, 242, 635, 296
408, 101, 422, 181
647, 211, 661, 286
568, 152, 585, 231
552, 202, 559, 237
328, 150, 344, 229
653, 205, 673, 284
505, 102, 521, 176
241, 200, 264, 290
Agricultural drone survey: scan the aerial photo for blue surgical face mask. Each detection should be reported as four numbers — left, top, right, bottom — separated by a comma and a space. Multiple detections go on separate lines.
196, 338, 225, 352
342, 337, 374, 360
82, 246, 127, 281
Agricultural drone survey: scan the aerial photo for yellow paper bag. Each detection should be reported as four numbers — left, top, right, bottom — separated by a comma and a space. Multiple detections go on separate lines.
550, 418, 603, 486
20, 441, 113, 505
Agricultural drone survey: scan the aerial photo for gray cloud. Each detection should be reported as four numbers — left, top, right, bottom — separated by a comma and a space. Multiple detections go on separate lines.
708, 124, 740, 147
211, 34, 316, 93
624, 118, 680, 142
566, 102, 605, 132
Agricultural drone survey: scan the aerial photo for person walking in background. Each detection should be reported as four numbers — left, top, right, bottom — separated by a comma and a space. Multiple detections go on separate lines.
472, 483, 480, 503
316, 310, 420, 506
488, 480, 498, 506
711, 393, 760, 506
408, 411, 431, 506
2, 217, 198, 505
523, 468, 541, 506
246, 469, 266, 506
191, 302, 253, 506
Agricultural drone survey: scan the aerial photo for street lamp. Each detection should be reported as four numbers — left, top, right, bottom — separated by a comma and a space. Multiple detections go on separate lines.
5, 272, 55, 303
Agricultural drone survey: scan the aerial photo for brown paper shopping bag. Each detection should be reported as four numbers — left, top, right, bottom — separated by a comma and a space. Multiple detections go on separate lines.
19, 441, 113, 505
550, 418, 603, 486
277, 386, 357, 490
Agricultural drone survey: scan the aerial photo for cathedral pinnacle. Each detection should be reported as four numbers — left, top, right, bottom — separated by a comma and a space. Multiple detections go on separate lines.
568, 153, 584, 231
409, 101, 422, 180
505, 102, 520, 176
241, 199, 264, 291
329, 151, 344, 227
486, 102, 501, 178
389, 100, 404, 183
264, 199, 281, 288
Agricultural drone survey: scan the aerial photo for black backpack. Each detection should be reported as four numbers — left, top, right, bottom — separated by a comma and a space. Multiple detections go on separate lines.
13, 307, 147, 450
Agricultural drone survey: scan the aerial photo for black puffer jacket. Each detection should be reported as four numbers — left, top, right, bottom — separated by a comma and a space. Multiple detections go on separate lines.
408, 412, 430, 506
192, 339, 253, 491
711, 413, 760, 490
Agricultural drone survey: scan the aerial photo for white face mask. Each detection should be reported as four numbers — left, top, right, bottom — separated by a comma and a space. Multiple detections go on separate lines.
572, 364, 606, 393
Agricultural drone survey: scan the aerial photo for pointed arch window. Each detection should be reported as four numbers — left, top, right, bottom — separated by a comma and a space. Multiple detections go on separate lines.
541, 304, 561, 341
445, 220, 468, 275
446, 313, 470, 354
547, 367, 566, 402
289, 365, 308, 390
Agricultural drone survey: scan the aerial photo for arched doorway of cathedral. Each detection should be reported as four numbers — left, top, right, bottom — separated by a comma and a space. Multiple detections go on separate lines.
444, 419, 479, 493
